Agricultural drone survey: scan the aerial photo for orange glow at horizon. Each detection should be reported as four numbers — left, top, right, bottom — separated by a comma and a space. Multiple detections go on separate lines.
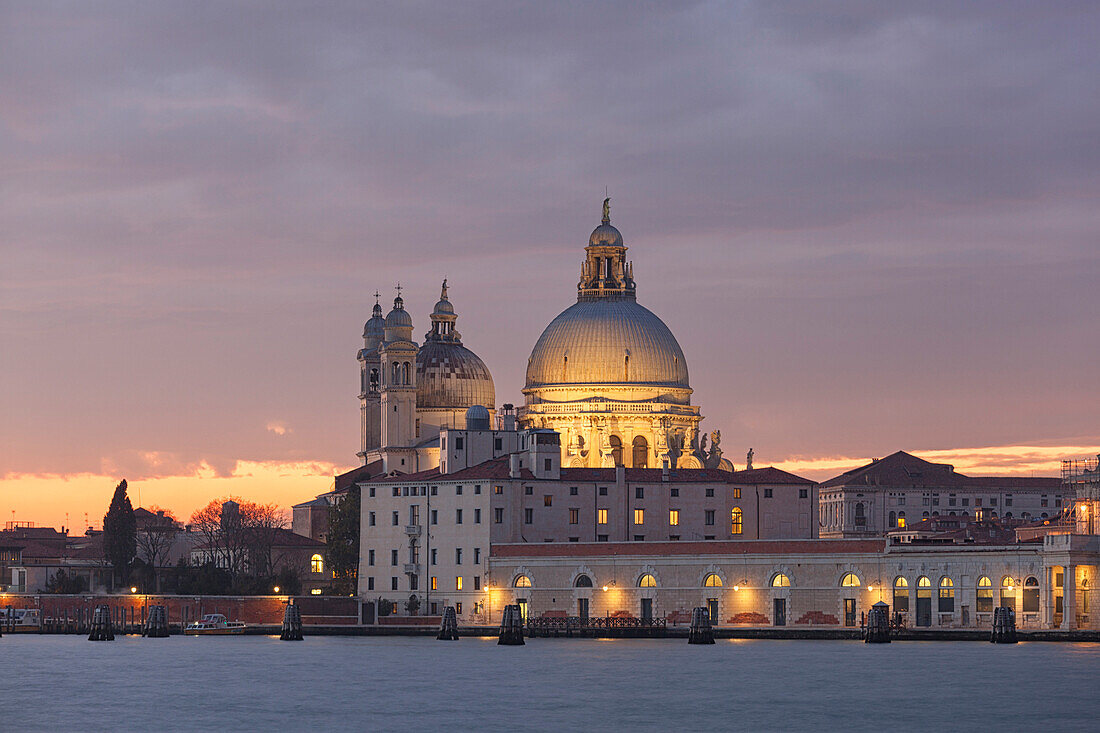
1, 460, 351, 532
3, 443, 1098, 531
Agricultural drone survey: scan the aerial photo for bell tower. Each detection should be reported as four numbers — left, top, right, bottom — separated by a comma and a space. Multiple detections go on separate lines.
358, 293, 385, 462
379, 287, 419, 473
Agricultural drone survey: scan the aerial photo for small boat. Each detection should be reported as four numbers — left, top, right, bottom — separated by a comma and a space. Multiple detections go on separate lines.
0, 608, 41, 629
184, 613, 247, 635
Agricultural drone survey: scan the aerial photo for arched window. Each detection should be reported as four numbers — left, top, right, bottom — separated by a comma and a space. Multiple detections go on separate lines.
938, 577, 954, 612
1004, 512, 1012, 519
841, 573, 860, 587
897, 511, 906, 528
310, 554, 323, 574
730, 507, 743, 535
391, 362, 399, 385
854, 503, 866, 526
609, 436, 624, 467
893, 577, 909, 613
513, 575, 532, 588
632, 435, 648, 468
703, 573, 722, 587
1000, 577, 1016, 609
771, 573, 790, 588
922, 511, 929, 519
369, 368, 379, 391
638, 574, 657, 588
574, 575, 593, 588
977, 576, 993, 613
401, 361, 410, 385
1023, 576, 1039, 613
889, 510, 896, 527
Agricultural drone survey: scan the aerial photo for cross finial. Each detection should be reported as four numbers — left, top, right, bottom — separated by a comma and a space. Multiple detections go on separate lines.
394, 282, 403, 300
373, 290, 381, 304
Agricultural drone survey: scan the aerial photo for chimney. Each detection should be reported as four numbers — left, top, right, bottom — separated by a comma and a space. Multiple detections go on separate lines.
509, 453, 522, 479
616, 465, 625, 493
662, 461, 670, 482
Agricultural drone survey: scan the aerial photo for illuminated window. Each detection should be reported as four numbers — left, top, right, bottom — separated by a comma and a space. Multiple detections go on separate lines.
638, 574, 657, 588
669, 509, 679, 526
310, 554, 323, 574
1000, 576, 1016, 609
771, 573, 790, 587
634, 508, 645, 525
310, 588, 322, 595
939, 577, 954, 612
893, 577, 909, 613
731, 507, 743, 535
574, 575, 593, 588
841, 573, 860, 587
733, 488, 741, 499
431, 576, 437, 590
704, 573, 722, 587
598, 508, 608, 524
514, 575, 532, 588
977, 576, 993, 613
897, 513, 906, 528
456, 576, 463, 591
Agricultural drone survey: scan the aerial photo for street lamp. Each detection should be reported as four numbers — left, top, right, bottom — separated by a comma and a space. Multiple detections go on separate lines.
273, 586, 281, 594
130, 586, 137, 594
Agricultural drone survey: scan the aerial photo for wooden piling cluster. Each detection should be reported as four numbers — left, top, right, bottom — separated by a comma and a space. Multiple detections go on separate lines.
437, 606, 459, 640
88, 605, 115, 641
864, 601, 891, 643
280, 602, 304, 640
142, 605, 170, 638
688, 607, 715, 644
498, 604, 525, 645
991, 607, 1018, 644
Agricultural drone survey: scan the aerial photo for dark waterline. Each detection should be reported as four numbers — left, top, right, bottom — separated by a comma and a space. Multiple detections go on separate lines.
2, 635, 1097, 732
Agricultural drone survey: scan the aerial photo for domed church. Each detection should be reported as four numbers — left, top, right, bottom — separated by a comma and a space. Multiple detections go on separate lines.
520, 200, 731, 471
358, 282, 496, 473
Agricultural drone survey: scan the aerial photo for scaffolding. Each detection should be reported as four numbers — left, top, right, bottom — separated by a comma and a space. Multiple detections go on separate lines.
1062, 457, 1100, 500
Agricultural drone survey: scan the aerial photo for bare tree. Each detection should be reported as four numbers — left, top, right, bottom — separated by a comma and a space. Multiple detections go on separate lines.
135, 507, 179, 591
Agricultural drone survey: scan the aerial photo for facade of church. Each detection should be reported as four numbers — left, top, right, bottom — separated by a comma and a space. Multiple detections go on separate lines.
356, 283, 496, 475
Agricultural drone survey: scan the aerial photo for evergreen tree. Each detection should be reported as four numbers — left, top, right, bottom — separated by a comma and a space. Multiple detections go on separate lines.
103, 479, 137, 588
326, 488, 360, 594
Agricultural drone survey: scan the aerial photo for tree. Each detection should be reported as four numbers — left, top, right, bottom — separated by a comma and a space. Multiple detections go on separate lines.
135, 507, 179, 592
327, 488, 359, 594
188, 497, 290, 593
102, 479, 137, 589
42, 569, 88, 594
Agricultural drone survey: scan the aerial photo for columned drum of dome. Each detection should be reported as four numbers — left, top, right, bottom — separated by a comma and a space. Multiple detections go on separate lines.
519, 200, 706, 469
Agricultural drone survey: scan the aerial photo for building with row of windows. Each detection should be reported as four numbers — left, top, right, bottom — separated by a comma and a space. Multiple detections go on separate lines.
318, 202, 1098, 632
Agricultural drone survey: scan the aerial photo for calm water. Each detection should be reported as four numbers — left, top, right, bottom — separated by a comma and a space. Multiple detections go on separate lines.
2, 635, 1097, 732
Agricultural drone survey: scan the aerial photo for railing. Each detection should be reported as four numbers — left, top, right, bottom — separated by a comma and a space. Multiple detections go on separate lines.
526, 615, 667, 632
402, 563, 420, 574
404, 525, 421, 536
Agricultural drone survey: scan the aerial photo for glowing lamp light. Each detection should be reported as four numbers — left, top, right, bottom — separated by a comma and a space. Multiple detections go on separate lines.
733, 585, 740, 591
602, 586, 609, 592
868, 586, 874, 592
130, 586, 137, 594
273, 586, 281, 594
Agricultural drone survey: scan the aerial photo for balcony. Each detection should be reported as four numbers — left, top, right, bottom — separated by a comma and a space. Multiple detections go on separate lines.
403, 563, 420, 574
404, 525, 422, 537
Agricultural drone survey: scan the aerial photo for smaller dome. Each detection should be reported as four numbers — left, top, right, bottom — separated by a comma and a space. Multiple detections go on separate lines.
589, 223, 623, 247
363, 303, 385, 341
433, 299, 455, 316
465, 405, 490, 430
385, 297, 413, 329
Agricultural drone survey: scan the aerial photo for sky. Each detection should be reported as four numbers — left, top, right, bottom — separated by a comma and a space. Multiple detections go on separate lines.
2, 1, 1098, 531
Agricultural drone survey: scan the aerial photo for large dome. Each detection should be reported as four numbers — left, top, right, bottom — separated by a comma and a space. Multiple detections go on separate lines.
525, 298, 690, 389
416, 341, 496, 409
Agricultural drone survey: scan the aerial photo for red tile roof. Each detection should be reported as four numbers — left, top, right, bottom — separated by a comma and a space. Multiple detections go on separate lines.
491, 539, 885, 558
820, 450, 1060, 489
364, 458, 812, 485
